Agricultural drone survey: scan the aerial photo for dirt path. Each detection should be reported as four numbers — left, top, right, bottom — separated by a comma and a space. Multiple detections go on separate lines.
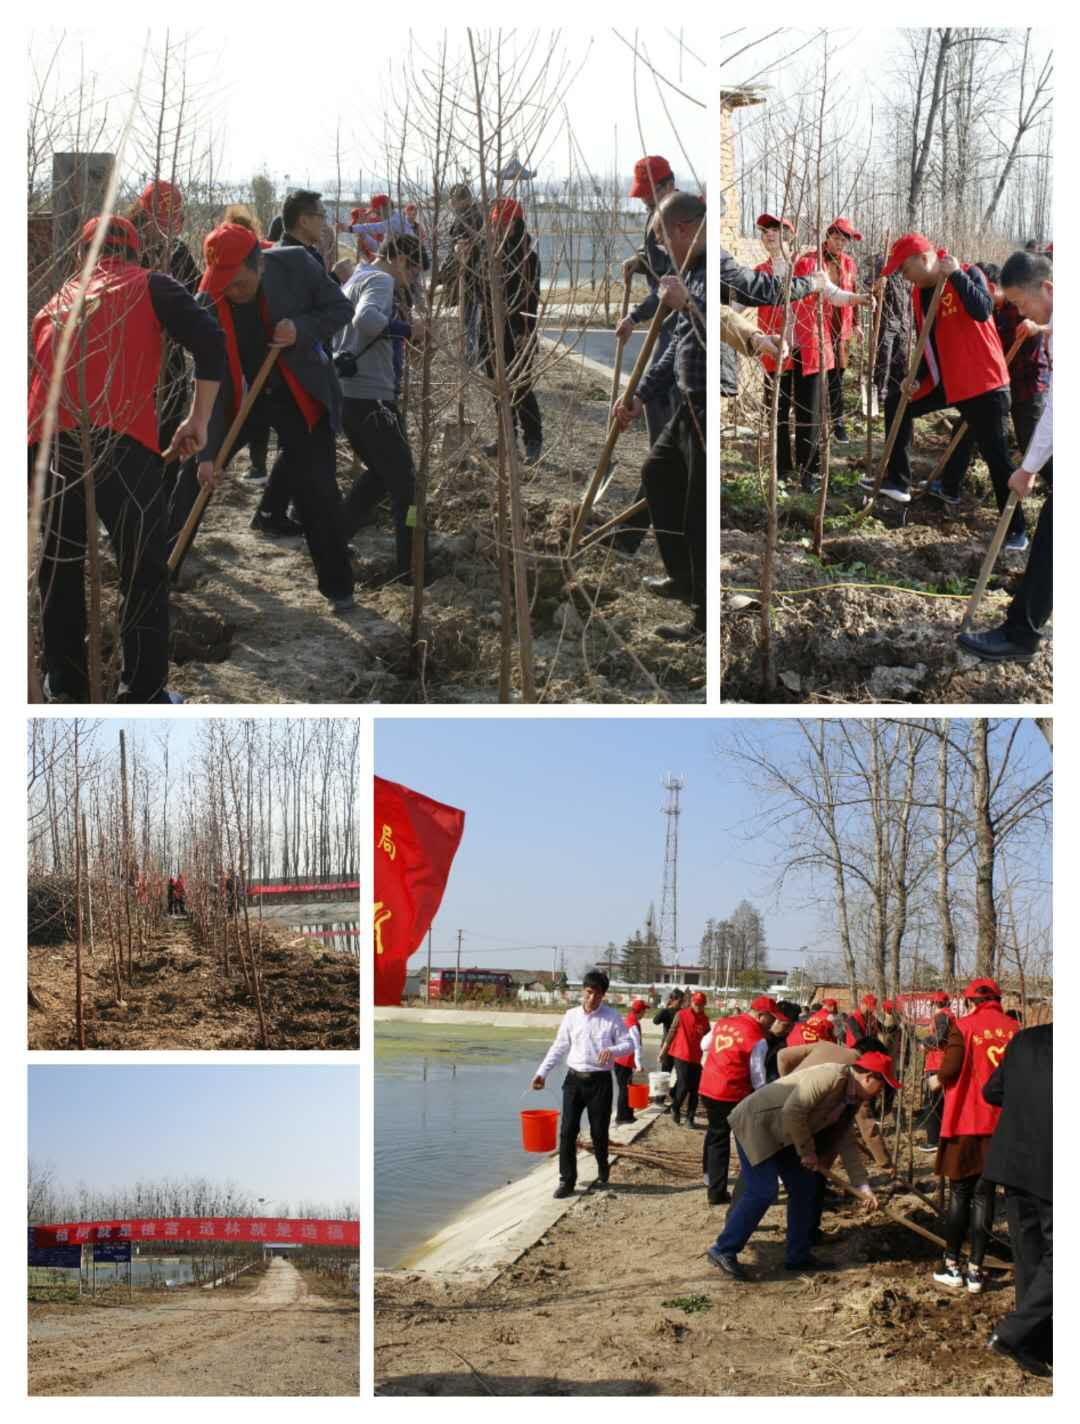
28, 917, 358, 1050
375, 1114, 1049, 1397
29, 1258, 358, 1396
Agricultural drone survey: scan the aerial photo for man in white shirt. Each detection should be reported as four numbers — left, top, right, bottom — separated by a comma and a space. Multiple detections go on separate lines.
958, 248, 1053, 663
532, 970, 636, 1199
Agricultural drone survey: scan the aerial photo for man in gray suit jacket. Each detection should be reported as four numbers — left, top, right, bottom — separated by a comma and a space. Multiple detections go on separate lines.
171, 223, 356, 608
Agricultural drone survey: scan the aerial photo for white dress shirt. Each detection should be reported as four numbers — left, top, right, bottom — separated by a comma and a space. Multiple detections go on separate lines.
536, 1003, 636, 1078
1023, 320, 1052, 473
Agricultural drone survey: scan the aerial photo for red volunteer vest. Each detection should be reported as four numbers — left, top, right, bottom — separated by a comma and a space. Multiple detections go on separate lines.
755, 252, 835, 376
939, 1001, 1018, 1139
613, 1011, 641, 1070
845, 1009, 880, 1047
28, 258, 163, 453
668, 1007, 710, 1065
700, 1011, 767, 1103
828, 249, 859, 343
787, 1017, 833, 1047
910, 257, 1009, 405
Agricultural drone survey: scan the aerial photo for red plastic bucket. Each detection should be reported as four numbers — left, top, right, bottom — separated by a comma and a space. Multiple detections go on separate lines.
627, 1082, 649, 1110
520, 1109, 559, 1152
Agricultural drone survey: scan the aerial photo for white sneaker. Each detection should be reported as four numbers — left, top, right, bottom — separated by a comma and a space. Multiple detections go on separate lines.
933, 1260, 964, 1289
967, 1266, 984, 1295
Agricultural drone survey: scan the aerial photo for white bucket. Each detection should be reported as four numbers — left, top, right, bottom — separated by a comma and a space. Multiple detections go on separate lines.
648, 1071, 669, 1100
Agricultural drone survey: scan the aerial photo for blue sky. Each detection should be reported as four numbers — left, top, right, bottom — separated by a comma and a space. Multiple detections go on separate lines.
29, 1066, 360, 1208
376, 717, 1052, 979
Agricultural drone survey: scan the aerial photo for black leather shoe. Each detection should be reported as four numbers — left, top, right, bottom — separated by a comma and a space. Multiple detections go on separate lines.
592, 1173, 611, 1188
707, 1187, 731, 1205
655, 621, 706, 643
707, 1247, 748, 1281
957, 627, 1037, 664
251, 510, 304, 537
987, 1333, 1052, 1377
642, 574, 691, 600
553, 1183, 574, 1199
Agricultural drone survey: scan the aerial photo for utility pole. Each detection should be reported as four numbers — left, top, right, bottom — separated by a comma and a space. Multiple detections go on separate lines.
454, 929, 463, 1004
426, 927, 432, 1003
658, 774, 686, 971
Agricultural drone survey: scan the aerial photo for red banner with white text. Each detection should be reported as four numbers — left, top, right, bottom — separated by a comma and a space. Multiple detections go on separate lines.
374, 776, 465, 1005
30, 1217, 359, 1248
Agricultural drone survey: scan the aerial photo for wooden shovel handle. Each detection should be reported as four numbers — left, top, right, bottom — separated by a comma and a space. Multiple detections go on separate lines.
167, 347, 282, 575
608, 272, 634, 415
960, 491, 1020, 631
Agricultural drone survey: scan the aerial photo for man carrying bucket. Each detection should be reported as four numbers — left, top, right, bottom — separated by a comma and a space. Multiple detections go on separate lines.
532, 970, 636, 1200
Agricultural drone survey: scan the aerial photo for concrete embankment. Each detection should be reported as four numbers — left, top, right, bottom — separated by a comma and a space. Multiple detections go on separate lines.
375, 1005, 665, 1043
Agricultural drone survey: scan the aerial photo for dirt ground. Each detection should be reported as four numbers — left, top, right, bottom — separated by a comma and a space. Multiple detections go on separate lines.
720, 413, 1052, 705
29, 1257, 358, 1396
27, 916, 358, 1050
156, 337, 704, 705
374, 1112, 1049, 1398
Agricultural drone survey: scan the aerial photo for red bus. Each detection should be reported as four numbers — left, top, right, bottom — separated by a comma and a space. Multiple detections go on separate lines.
427, 968, 514, 1000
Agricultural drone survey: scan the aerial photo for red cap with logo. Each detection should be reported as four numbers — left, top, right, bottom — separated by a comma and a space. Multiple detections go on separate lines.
930, 990, 950, 1005
881, 232, 934, 276
691, 991, 707, 1007
630, 998, 648, 1013
852, 1051, 900, 1090
370, 194, 391, 211
756, 212, 795, 234
821, 998, 839, 1011
490, 197, 524, 228
964, 977, 1002, 1000
140, 179, 184, 232
629, 155, 673, 199
750, 996, 778, 1015
827, 216, 862, 241
862, 994, 878, 1008
81, 215, 140, 254
883, 999, 895, 1012
199, 223, 260, 300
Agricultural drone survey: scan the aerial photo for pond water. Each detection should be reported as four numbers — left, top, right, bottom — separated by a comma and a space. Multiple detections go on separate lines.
374, 1020, 561, 1267
30, 1255, 214, 1290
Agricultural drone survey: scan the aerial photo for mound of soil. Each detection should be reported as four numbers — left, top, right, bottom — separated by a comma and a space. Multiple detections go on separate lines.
720, 432, 1051, 704
27, 917, 358, 1050
375, 1113, 1048, 1397
163, 343, 704, 704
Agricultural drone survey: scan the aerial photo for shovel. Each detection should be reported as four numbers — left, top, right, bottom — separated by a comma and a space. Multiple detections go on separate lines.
607, 271, 634, 417
960, 491, 1020, 632
167, 346, 282, 577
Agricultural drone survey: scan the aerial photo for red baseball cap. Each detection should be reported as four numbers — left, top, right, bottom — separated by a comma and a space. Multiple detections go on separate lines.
691, 991, 707, 1007
490, 197, 524, 228
81, 215, 140, 254
964, 977, 1002, 1000
862, 994, 878, 1008
370, 194, 391, 211
629, 155, 673, 199
881, 232, 933, 276
930, 990, 950, 1005
827, 217, 862, 241
750, 996, 778, 1015
852, 1051, 900, 1090
199, 223, 260, 300
140, 179, 183, 231
883, 999, 895, 1012
630, 998, 648, 1012
821, 998, 839, 1011
756, 212, 795, 234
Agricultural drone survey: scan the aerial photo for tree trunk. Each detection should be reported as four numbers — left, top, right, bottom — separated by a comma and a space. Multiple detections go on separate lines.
971, 719, 998, 976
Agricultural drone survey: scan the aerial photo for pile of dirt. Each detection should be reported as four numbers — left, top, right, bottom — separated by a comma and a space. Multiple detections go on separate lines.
375, 1113, 1048, 1397
162, 351, 704, 705
27, 917, 357, 1050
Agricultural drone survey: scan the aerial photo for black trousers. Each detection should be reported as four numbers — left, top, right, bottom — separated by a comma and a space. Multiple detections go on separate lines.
887, 384, 1023, 539
558, 1070, 612, 1186
1005, 490, 1052, 647
874, 328, 909, 403
826, 364, 846, 427
945, 1174, 996, 1267
341, 398, 418, 576
702, 1096, 737, 1190
484, 322, 542, 448
641, 395, 706, 626
37, 431, 170, 702
670, 1059, 702, 1121
765, 356, 822, 479
617, 326, 677, 551
923, 1088, 944, 1148
613, 1063, 635, 1123
996, 1189, 1052, 1362
170, 397, 354, 600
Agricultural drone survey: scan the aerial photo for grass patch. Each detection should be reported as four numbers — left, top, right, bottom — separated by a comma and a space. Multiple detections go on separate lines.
662, 1294, 712, 1315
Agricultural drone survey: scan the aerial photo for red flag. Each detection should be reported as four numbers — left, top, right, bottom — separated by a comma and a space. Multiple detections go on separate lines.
374, 776, 465, 1005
